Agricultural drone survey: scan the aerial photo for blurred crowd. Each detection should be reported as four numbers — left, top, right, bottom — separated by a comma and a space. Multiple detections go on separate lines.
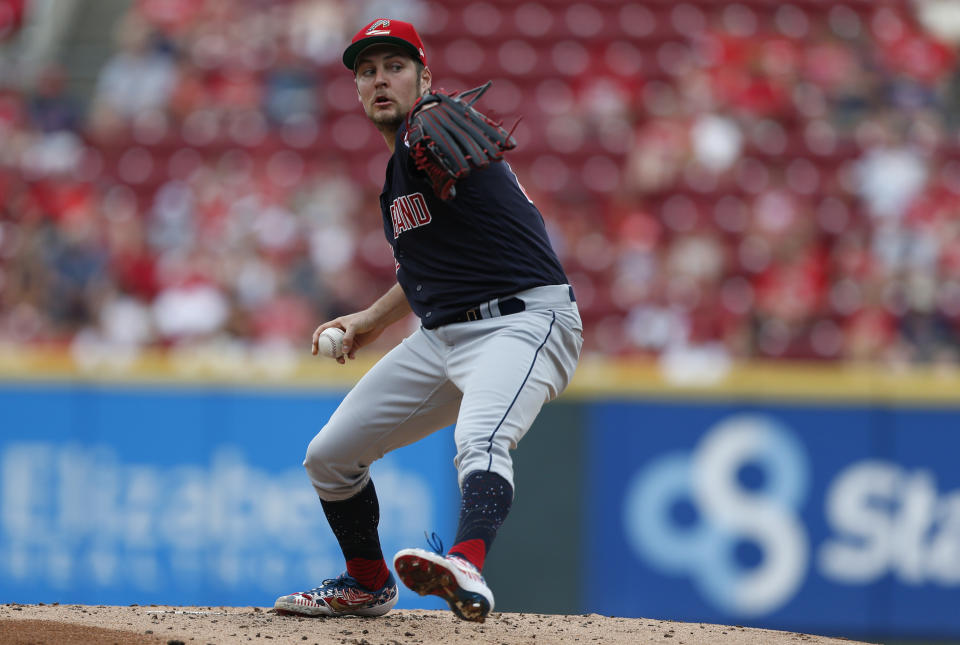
2, 0, 960, 368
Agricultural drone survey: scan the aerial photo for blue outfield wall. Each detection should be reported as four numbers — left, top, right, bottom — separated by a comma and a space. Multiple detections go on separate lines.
0, 382, 458, 609
4, 376, 960, 639
585, 400, 960, 639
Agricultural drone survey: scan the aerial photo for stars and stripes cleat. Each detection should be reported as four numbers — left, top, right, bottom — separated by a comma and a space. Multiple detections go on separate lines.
273, 572, 398, 617
393, 548, 494, 623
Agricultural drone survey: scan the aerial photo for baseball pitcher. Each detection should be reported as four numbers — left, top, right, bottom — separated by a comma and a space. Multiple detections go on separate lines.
273, 18, 583, 623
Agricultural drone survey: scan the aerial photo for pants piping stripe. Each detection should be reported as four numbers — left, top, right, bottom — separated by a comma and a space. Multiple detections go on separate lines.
484, 311, 557, 472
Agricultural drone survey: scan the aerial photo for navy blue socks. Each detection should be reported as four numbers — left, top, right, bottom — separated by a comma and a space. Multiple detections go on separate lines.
320, 479, 390, 590
447, 471, 514, 571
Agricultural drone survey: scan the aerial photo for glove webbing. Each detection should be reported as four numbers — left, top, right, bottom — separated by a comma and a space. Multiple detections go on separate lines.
407, 82, 519, 200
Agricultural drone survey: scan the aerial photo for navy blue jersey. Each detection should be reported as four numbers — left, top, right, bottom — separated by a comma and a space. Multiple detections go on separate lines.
380, 124, 568, 329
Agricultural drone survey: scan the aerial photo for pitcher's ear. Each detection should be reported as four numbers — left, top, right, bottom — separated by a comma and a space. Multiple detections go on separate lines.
420, 66, 432, 94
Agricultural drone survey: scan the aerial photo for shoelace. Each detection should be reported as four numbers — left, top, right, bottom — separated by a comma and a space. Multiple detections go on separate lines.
422, 532, 486, 582
314, 573, 356, 592
425, 530, 445, 555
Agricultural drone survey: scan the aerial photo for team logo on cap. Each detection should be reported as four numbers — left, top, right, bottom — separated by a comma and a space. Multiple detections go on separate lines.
366, 19, 391, 35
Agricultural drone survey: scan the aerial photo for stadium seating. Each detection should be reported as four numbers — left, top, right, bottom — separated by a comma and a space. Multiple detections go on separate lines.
2, 0, 958, 365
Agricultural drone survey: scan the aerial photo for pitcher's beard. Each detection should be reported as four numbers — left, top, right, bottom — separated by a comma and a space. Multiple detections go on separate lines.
372, 110, 405, 132
369, 84, 424, 134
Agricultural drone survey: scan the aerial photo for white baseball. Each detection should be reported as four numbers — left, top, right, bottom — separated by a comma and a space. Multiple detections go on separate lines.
317, 327, 345, 359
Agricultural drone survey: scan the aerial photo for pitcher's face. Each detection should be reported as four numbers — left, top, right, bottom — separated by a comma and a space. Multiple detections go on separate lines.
355, 45, 430, 132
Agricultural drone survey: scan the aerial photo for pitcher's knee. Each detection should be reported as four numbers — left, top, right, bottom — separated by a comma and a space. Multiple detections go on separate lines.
303, 428, 369, 501
454, 442, 515, 491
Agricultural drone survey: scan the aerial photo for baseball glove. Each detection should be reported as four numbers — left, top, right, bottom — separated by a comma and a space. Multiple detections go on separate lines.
406, 81, 518, 200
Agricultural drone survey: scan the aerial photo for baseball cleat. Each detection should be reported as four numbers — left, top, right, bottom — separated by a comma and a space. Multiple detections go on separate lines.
273, 572, 398, 617
393, 548, 494, 623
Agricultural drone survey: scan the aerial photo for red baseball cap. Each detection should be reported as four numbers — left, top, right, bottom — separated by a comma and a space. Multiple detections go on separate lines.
342, 18, 428, 71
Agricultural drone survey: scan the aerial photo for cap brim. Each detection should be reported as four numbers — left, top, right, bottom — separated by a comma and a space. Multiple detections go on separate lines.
342, 37, 421, 70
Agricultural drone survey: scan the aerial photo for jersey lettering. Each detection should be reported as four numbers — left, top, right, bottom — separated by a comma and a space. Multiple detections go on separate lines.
410, 193, 430, 224
390, 192, 433, 239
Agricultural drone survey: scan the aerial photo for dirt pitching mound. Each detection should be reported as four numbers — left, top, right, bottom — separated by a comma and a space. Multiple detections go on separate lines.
0, 604, 876, 645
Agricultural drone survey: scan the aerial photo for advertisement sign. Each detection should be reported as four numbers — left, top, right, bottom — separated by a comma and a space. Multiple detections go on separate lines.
0, 383, 458, 609
585, 401, 960, 638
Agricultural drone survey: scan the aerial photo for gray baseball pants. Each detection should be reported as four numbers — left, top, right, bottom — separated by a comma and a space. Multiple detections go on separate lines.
304, 284, 583, 500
